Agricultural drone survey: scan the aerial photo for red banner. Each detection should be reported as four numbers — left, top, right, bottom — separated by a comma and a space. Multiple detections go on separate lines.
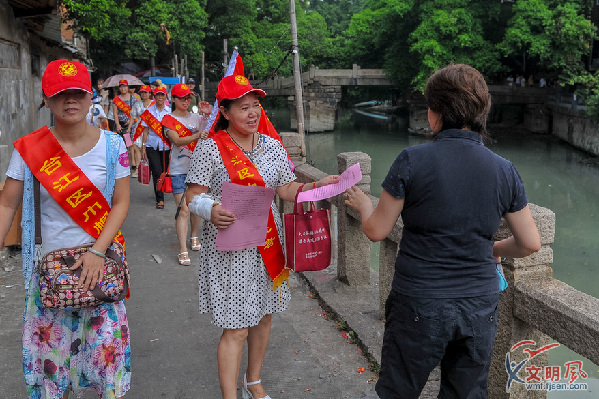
162, 114, 197, 153
13, 127, 125, 248
113, 96, 132, 118
140, 109, 170, 149
213, 130, 288, 289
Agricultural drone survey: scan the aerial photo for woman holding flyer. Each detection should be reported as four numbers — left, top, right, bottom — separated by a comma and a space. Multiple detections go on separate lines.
344, 64, 541, 398
185, 75, 338, 399
0, 59, 131, 398
163, 83, 211, 265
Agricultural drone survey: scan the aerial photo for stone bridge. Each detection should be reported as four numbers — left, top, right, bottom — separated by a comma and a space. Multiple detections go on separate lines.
279, 133, 599, 398
206, 65, 394, 132
207, 66, 550, 133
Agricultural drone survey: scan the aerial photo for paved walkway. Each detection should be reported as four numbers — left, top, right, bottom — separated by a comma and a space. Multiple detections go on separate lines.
0, 178, 381, 399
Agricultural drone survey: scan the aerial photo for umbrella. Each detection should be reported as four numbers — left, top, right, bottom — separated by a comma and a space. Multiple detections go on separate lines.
103, 74, 144, 87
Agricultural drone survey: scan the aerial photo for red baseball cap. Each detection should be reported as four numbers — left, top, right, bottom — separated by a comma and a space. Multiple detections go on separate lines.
216, 75, 265, 105
171, 83, 196, 97
119, 79, 128, 86
42, 59, 92, 97
139, 85, 151, 93
154, 86, 167, 96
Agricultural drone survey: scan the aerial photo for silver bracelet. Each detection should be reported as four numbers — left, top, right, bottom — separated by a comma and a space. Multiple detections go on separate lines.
88, 248, 106, 258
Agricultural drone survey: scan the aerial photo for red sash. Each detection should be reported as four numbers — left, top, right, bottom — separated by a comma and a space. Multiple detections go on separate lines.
13, 127, 126, 248
213, 130, 288, 290
132, 101, 156, 142
208, 105, 292, 164
140, 109, 170, 148
113, 96, 132, 118
162, 114, 197, 153
132, 120, 144, 142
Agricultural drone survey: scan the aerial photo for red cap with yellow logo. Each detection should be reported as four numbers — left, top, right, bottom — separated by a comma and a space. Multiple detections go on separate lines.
139, 85, 151, 93
154, 86, 167, 96
216, 75, 265, 105
42, 59, 92, 97
171, 83, 196, 98
119, 79, 128, 86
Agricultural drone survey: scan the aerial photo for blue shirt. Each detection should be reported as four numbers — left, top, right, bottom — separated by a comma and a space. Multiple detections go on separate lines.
382, 129, 527, 298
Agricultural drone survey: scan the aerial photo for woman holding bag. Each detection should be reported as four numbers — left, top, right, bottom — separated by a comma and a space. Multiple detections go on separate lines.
129, 84, 153, 177
163, 83, 210, 265
141, 86, 171, 209
185, 75, 338, 399
0, 60, 131, 398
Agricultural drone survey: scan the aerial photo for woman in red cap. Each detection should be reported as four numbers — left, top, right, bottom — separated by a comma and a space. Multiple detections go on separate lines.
112, 80, 139, 142
141, 86, 171, 209
129, 85, 153, 177
163, 83, 211, 265
0, 59, 131, 398
185, 75, 338, 399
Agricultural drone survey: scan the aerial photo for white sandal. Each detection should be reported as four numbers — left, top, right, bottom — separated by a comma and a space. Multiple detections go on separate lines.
190, 237, 201, 251
178, 252, 191, 266
242, 373, 272, 399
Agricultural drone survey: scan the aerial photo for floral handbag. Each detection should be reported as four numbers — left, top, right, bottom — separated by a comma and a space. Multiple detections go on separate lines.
38, 241, 130, 309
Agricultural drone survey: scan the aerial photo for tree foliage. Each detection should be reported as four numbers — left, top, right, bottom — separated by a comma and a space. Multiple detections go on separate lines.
499, 0, 596, 83
61, 0, 208, 78
64, 0, 599, 99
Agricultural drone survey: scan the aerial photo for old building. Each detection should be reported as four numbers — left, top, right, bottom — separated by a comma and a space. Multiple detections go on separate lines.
0, 0, 90, 179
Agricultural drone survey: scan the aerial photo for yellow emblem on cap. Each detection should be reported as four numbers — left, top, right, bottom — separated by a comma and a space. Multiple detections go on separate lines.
58, 62, 77, 77
181, 84, 188, 90
235, 76, 249, 85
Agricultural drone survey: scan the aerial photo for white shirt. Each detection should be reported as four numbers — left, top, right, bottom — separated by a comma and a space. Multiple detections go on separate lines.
6, 131, 130, 255
86, 104, 107, 127
141, 104, 171, 151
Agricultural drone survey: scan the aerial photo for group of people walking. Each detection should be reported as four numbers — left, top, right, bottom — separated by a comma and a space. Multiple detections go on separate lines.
0, 59, 540, 399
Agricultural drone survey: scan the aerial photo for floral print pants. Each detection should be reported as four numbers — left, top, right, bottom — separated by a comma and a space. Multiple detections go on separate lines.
22, 274, 131, 399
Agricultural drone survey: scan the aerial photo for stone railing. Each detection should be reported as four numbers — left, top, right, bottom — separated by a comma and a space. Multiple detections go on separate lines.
281, 133, 599, 398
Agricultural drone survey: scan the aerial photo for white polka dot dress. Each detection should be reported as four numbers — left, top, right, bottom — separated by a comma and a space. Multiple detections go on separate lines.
186, 134, 295, 329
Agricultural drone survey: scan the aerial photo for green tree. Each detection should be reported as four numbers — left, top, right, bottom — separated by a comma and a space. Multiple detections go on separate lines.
61, 0, 131, 41
61, 0, 208, 78
345, 0, 505, 91
204, 0, 333, 80
499, 0, 596, 83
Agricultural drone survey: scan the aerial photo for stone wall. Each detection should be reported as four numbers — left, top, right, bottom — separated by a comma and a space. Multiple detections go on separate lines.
289, 82, 342, 132
550, 105, 599, 156
0, 2, 76, 180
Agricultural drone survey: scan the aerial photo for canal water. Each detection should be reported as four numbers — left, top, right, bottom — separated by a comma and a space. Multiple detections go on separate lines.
268, 106, 599, 395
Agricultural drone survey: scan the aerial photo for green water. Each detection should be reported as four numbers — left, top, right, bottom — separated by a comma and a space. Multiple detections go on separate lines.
269, 107, 599, 393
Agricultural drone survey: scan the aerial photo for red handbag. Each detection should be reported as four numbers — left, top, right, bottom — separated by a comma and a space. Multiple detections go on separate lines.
284, 185, 332, 272
157, 172, 172, 193
156, 150, 172, 193
138, 159, 150, 185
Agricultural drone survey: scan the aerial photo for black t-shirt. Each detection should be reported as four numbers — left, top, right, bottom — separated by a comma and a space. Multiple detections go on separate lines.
382, 129, 528, 298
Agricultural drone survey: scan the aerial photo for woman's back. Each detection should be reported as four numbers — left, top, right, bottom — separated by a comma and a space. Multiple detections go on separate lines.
383, 129, 527, 298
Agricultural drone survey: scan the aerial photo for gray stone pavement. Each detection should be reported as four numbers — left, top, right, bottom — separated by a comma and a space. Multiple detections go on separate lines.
0, 178, 381, 399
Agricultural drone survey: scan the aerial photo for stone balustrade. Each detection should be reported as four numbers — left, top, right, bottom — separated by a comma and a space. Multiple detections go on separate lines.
281, 132, 599, 398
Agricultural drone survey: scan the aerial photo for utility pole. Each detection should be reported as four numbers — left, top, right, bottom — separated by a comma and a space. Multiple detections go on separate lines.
289, 0, 306, 157
201, 51, 206, 101
223, 39, 228, 75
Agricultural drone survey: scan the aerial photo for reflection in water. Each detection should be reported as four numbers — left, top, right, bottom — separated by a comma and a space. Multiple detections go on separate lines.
268, 107, 599, 384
